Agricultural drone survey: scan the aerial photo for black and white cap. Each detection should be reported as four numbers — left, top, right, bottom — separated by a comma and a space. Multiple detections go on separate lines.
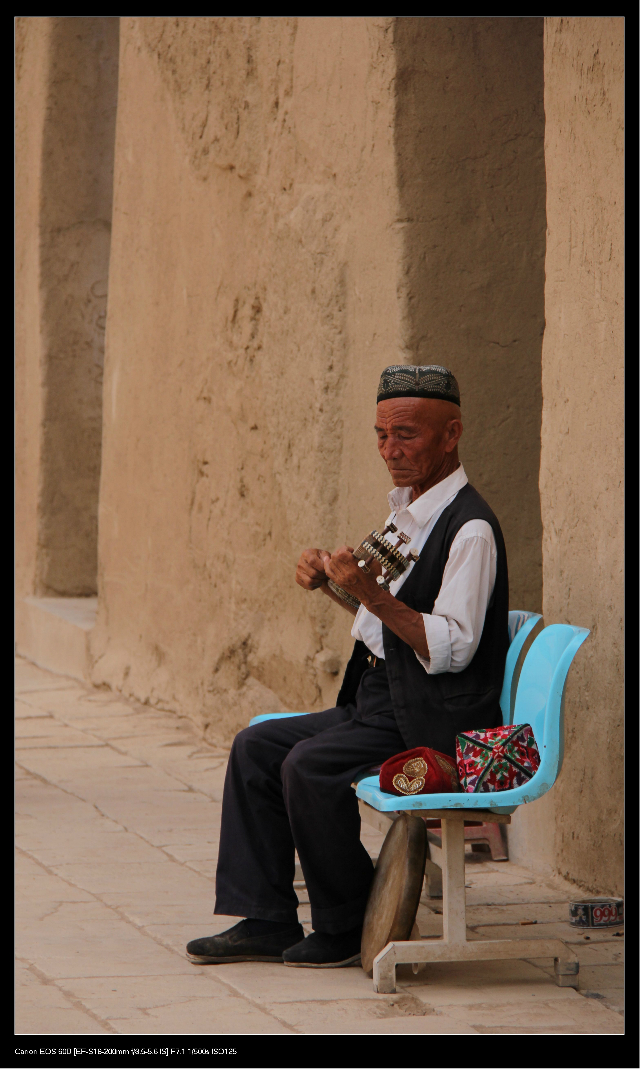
377, 365, 460, 406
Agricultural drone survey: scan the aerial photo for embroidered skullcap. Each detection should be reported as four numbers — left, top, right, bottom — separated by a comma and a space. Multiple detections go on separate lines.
377, 365, 460, 406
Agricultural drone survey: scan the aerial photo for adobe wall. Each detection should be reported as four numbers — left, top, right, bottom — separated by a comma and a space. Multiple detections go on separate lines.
393, 17, 546, 613
90, 17, 405, 741
15, 17, 119, 600
16, 17, 48, 602
91, 17, 548, 745
508, 17, 624, 893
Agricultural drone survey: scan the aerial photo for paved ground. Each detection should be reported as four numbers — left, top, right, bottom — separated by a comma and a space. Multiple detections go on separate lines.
15, 656, 624, 1036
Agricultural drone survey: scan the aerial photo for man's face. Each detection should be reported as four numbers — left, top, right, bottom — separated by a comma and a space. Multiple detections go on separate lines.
375, 397, 463, 490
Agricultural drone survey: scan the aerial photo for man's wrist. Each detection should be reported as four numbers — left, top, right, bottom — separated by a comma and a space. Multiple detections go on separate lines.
358, 585, 392, 615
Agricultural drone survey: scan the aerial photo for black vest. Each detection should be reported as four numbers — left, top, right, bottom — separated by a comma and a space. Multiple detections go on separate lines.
336, 483, 509, 758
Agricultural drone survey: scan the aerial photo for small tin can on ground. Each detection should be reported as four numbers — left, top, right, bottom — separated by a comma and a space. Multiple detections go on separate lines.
569, 897, 623, 928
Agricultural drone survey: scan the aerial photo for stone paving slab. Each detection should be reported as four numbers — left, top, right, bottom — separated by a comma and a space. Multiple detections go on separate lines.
104, 1004, 293, 1035
15, 962, 113, 1036
162, 841, 223, 863
464, 885, 577, 906
51, 862, 194, 897
436, 993, 623, 1033
16, 780, 168, 867
16, 716, 108, 747
14, 656, 625, 1036
15, 662, 80, 693
53, 975, 293, 1035
265, 1000, 477, 1034
96, 898, 216, 929
464, 902, 582, 925
19, 899, 195, 980
17, 748, 145, 780
582, 989, 624, 1016
572, 942, 624, 965
397, 958, 592, 1003
16, 851, 95, 907
196, 960, 379, 1004
528, 959, 623, 998
179, 858, 222, 880
472, 921, 624, 944
17, 686, 111, 712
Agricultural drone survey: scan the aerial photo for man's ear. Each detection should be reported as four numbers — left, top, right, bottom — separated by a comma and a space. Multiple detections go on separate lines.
443, 419, 463, 453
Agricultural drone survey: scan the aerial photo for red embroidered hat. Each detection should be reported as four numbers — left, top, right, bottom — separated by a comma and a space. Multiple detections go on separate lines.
379, 746, 460, 796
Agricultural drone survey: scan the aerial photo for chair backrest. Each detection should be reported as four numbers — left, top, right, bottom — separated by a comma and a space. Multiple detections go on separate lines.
499, 611, 543, 723
512, 623, 590, 784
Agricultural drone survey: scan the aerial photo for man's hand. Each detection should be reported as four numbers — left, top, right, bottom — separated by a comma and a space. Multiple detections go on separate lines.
324, 546, 382, 603
297, 545, 430, 656
326, 546, 430, 660
295, 548, 332, 591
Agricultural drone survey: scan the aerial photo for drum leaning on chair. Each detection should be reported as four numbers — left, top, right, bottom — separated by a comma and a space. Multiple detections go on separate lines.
360, 812, 427, 975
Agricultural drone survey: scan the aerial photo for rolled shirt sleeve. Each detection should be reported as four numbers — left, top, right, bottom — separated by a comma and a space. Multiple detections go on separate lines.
414, 522, 497, 676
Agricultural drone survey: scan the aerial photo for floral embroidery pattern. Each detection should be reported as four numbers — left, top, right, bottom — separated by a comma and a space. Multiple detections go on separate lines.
456, 724, 540, 793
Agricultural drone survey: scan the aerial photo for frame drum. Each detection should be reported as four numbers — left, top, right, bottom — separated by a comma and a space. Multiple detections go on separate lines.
361, 812, 427, 975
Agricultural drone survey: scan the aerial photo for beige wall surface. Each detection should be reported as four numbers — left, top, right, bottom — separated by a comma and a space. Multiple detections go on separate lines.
16, 17, 48, 602
15, 16, 119, 599
91, 16, 548, 744
90, 17, 405, 741
509, 17, 623, 893
394, 16, 546, 613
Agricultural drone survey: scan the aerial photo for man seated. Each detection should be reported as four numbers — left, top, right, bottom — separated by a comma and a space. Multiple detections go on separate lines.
187, 364, 508, 969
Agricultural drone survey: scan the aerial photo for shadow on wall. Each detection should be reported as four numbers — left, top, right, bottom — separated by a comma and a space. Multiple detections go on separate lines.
37, 16, 119, 596
394, 15, 546, 613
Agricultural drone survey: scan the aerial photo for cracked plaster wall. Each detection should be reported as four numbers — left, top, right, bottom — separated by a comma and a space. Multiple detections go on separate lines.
508, 17, 623, 894
16, 16, 48, 602
91, 17, 548, 745
15, 17, 119, 598
393, 17, 546, 612
90, 17, 406, 742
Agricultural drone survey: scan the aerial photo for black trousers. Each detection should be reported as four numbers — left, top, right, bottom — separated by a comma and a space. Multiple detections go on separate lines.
214, 663, 407, 934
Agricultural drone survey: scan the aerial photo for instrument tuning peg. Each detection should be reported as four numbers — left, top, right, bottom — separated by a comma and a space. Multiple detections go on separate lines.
408, 549, 420, 562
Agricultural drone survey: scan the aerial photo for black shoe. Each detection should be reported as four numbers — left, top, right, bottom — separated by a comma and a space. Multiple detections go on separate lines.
186, 919, 304, 964
282, 927, 362, 968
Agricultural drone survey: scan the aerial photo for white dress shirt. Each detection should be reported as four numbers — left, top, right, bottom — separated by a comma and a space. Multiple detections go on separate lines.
351, 465, 497, 675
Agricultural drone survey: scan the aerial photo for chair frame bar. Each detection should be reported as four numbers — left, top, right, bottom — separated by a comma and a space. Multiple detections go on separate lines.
359, 803, 579, 994
369, 810, 579, 994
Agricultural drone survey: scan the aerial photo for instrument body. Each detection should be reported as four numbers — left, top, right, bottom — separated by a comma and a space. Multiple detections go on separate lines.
327, 522, 419, 610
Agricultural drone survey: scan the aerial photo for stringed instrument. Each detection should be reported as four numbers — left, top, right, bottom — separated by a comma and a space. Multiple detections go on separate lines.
327, 522, 419, 610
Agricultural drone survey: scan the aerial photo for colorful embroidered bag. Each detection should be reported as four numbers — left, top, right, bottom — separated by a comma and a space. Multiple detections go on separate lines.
455, 724, 540, 793
380, 746, 460, 796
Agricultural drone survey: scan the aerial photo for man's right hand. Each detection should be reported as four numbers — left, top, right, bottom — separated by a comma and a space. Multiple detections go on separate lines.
295, 548, 332, 591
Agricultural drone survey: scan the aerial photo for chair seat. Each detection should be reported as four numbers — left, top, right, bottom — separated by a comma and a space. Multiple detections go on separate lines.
355, 775, 518, 814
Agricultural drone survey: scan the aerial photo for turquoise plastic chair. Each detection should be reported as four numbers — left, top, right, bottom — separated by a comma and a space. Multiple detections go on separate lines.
361, 619, 590, 993
247, 613, 590, 992
355, 620, 590, 814
500, 611, 543, 721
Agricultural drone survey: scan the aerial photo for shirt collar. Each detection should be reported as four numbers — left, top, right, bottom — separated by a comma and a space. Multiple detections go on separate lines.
387, 464, 468, 528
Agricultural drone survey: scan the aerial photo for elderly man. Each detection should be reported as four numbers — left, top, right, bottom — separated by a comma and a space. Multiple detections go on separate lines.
187, 365, 508, 969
